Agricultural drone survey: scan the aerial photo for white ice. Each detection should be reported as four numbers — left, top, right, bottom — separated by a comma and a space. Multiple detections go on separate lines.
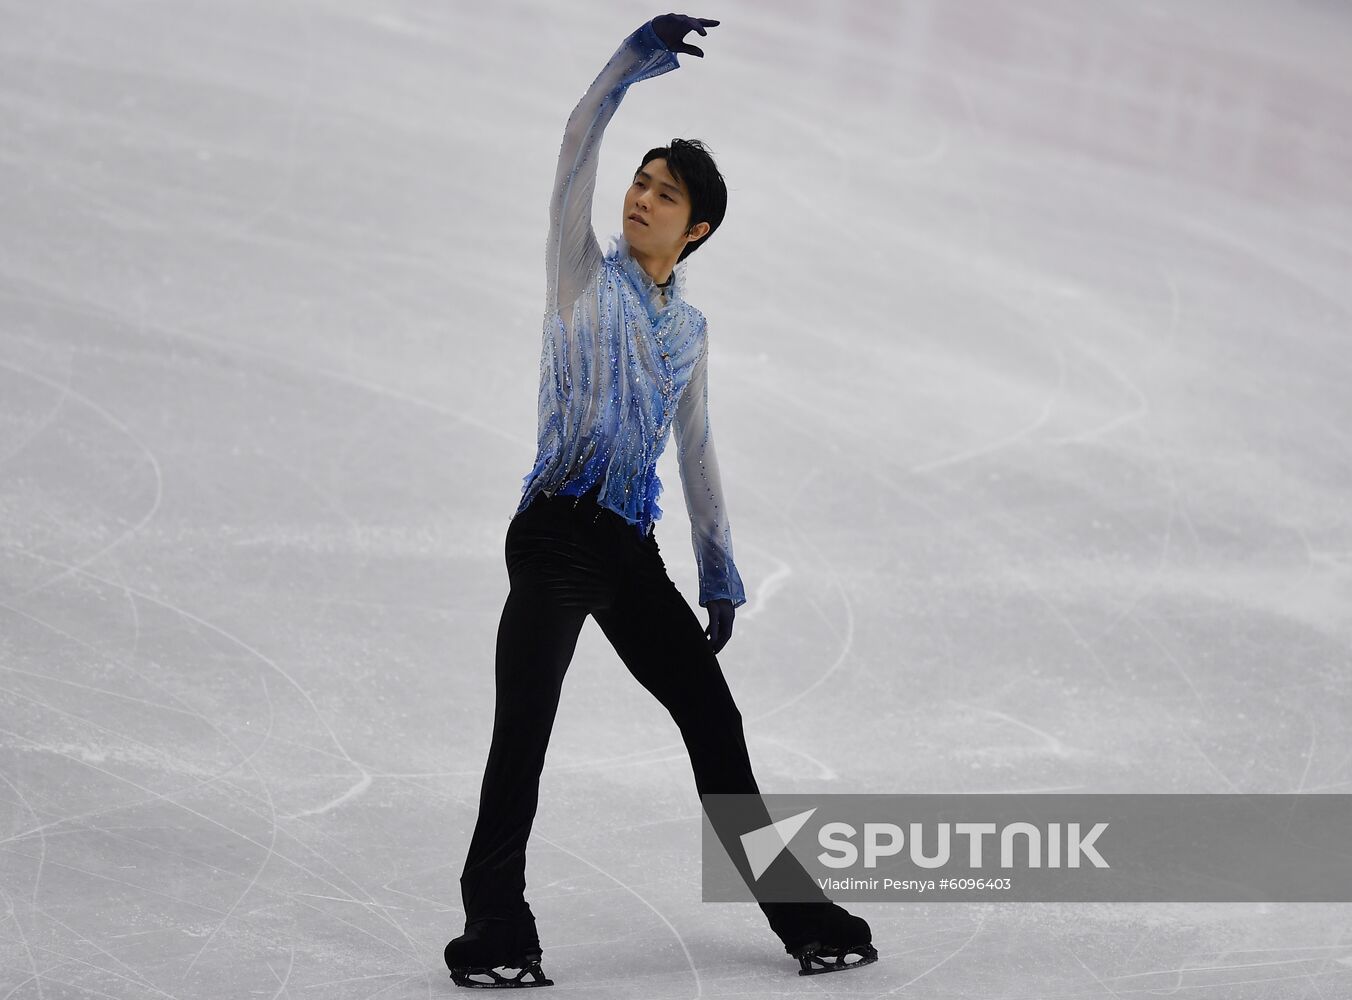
2, 0, 1351, 997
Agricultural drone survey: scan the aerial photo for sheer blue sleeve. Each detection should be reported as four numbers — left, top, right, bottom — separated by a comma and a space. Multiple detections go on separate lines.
547, 21, 680, 317
674, 326, 747, 609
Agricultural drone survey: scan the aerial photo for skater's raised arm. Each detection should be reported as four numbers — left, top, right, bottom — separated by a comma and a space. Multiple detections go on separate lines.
674, 326, 747, 612
546, 20, 681, 318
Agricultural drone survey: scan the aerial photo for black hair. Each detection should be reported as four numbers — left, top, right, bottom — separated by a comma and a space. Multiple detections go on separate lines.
634, 138, 727, 263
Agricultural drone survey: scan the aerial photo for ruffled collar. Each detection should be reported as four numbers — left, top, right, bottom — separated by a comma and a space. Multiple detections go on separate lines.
605, 231, 688, 308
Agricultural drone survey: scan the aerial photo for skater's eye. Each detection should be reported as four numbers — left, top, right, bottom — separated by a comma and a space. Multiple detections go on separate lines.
634, 175, 680, 202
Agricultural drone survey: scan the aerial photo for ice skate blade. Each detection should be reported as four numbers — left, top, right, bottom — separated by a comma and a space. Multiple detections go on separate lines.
793, 942, 879, 976
449, 961, 554, 989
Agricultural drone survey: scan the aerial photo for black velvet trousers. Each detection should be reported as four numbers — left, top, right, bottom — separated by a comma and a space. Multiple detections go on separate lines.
458, 484, 827, 942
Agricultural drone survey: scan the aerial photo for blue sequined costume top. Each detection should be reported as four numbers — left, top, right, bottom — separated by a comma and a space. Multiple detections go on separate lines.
515, 20, 747, 609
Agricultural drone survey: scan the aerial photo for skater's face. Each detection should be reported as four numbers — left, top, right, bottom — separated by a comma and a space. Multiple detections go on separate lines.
623, 158, 709, 261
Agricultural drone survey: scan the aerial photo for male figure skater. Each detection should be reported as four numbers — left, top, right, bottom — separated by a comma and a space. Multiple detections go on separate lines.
444, 13, 877, 988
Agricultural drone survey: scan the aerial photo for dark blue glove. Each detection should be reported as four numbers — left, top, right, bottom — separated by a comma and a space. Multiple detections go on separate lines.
651, 13, 720, 58
705, 598, 735, 654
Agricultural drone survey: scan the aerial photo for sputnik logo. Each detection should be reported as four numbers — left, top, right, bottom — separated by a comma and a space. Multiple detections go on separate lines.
739, 808, 818, 881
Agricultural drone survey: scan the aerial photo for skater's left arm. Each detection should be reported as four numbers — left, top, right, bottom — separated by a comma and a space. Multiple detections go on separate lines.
546, 17, 707, 319
674, 323, 747, 651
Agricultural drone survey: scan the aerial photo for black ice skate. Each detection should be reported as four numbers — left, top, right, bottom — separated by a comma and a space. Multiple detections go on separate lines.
791, 939, 879, 976
445, 905, 554, 989
770, 901, 879, 977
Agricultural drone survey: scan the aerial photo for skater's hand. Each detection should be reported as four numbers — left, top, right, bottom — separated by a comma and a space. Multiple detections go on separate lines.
651, 13, 720, 58
705, 598, 735, 654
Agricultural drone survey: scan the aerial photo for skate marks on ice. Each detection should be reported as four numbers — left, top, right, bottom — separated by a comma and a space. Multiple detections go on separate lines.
4, 0, 1352, 997
0, 560, 433, 996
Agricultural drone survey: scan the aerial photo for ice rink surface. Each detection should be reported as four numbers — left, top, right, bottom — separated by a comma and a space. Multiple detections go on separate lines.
3, 0, 1351, 996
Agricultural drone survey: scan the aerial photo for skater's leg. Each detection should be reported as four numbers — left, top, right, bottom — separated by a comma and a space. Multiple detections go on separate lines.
591, 527, 832, 927
459, 498, 607, 920
591, 545, 758, 798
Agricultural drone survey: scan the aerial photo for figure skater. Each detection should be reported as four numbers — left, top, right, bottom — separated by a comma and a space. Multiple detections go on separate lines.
444, 12, 878, 988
